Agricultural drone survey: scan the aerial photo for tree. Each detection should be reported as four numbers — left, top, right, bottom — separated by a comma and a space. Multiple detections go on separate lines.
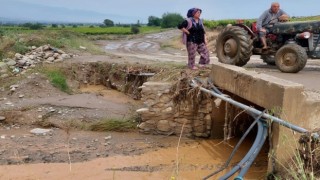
103, 19, 114, 27
137, 20, 140, 26
147, 16, 162, 26
161, 13, 184, 28
29, 24, 43, 30
0, 29, 4, 37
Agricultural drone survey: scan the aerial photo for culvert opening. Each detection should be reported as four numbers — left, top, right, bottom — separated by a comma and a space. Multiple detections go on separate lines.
199, 89, 270, 179
218, 90, 270, 156
216, 91, 269, 140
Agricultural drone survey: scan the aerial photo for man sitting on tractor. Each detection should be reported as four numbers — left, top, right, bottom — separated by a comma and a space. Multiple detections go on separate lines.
257, 2, 289, 49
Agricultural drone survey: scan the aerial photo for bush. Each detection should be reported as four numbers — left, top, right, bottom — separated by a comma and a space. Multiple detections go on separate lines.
13, 42, 29, 55
29, 23, 44, 30
131, 26, 140, 34
0, 29, 4, 37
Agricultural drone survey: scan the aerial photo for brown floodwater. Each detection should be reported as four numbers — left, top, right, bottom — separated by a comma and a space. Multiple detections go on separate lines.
0, 85, 267, 179
0, 138, 268, 180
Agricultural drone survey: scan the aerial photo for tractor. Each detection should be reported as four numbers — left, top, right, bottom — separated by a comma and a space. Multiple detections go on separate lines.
215, 20, 320, 73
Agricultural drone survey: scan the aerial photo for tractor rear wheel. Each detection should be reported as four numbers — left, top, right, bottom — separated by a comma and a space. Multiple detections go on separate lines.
216, 26, 253, 66
275, 44, 307, 73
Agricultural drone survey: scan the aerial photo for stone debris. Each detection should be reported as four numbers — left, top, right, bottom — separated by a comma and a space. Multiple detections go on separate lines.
104, 136, 112, 140
0, 44, 77, 77
0, 116, 5, 121
30, 128, 52, 135
79, 46, 87, 50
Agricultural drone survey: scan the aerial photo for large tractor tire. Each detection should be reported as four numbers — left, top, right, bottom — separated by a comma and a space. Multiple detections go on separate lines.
275, 44, 307, 73
216, 26, 253, 66
261, 55, 276, 65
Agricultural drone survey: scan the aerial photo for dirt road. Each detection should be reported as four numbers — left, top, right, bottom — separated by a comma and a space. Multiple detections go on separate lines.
102, 29, 320, 92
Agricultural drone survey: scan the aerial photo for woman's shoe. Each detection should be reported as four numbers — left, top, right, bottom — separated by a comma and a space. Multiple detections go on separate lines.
190, 66, 198, 70
199, 64, 210, 69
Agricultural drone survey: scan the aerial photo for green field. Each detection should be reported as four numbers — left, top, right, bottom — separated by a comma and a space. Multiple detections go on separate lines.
0, 25, 163, 35
66, 26, 162, 35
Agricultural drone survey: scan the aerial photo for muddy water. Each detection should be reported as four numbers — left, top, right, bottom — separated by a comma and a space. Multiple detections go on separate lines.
0, 138, 267, 180
80, 85, 141, 105
0, 86, 267, 179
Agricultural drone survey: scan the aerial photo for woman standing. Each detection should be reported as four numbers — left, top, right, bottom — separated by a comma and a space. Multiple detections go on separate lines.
178, 8, 210, 70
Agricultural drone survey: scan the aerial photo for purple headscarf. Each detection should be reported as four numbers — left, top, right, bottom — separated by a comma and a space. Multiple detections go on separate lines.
192, 8, 202, 16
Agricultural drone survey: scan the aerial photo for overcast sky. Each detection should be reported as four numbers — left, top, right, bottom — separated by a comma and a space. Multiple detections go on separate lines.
0, 0, 319, 23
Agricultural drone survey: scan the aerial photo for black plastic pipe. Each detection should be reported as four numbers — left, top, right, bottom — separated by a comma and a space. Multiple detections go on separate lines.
202, 112, 266, 180
236, 123, 268, 178
218, 120, 265, 180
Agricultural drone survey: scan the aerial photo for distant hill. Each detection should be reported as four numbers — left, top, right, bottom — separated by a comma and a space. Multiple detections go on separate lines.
0, 17, 99, 25
0, 0, 141, 24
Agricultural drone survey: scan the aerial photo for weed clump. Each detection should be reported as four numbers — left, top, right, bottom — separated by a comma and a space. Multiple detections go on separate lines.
88, 119, 137, 132
45, 69, 70, 93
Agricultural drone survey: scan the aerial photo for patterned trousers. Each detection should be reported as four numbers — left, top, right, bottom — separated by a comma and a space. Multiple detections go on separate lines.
186, 42, 210, 68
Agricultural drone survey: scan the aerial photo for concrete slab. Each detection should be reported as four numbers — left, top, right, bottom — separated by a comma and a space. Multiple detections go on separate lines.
209, 62, 320, 173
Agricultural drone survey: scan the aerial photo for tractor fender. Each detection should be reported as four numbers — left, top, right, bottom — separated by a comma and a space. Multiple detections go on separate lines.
234, 24, 257, 39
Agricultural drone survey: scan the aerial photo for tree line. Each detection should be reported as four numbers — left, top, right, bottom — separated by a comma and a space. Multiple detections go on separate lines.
103, 13, 184, 28
103, 13, 255, 29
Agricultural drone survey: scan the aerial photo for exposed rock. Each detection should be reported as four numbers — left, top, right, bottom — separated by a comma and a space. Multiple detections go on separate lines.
136, 108, 149, 113
157, 120, 171, 132
6, 60, 16, 66
30, 128, 52, 135
0, 116, 5, 121
79, 46, 87, 50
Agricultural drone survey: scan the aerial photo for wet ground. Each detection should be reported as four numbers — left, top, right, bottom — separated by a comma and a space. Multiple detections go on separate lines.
2, 28, 320, 179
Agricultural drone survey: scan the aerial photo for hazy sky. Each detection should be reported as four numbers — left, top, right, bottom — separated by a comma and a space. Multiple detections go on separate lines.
0, 0, 319, 23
